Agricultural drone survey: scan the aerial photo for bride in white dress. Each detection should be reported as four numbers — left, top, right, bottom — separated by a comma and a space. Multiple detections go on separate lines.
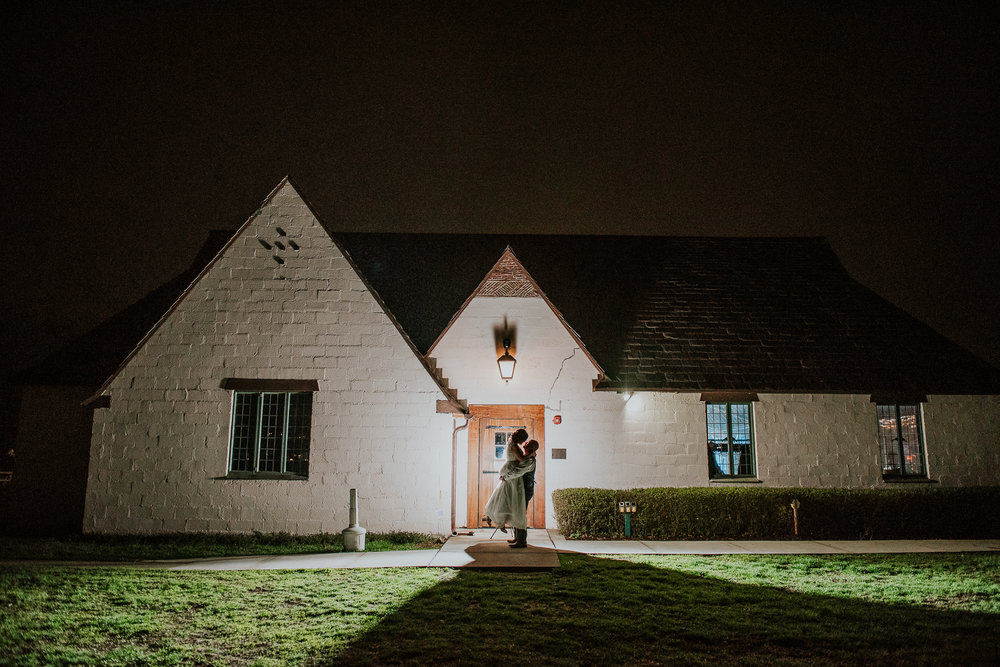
485, 439, 538, 532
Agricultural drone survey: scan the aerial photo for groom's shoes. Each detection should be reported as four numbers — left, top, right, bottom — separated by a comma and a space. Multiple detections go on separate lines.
509, 528, 527, 548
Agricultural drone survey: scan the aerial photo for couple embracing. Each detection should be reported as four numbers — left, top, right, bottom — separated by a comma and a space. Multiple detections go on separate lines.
484, 428, 538, 549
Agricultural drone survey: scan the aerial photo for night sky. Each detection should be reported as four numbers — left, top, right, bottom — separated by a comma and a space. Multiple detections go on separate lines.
3, 2, 998, 378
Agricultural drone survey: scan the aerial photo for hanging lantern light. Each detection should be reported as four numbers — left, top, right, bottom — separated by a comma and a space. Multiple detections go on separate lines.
497, 338, 516, 381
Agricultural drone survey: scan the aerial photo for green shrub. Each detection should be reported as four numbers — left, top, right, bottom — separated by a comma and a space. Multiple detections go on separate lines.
551, 486, 1000, 540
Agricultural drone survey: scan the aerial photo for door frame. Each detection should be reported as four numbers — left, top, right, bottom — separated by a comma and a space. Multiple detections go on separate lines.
466, 404, 545, 529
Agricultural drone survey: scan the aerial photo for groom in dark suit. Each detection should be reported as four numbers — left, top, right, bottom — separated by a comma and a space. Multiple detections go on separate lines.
509, 440, 538, 548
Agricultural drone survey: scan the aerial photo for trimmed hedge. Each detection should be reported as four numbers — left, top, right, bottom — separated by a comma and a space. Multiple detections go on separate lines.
551, 486, 1000, 540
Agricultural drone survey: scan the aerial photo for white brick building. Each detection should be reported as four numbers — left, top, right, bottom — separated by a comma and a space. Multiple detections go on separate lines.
79, 178, 1000, 535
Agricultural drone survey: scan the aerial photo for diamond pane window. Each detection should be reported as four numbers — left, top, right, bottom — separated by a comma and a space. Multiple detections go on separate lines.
230, 392, 259, 472
285, 393, 312, 476
706, 402, 756, 478
229, 391, 312, 477
257, 393, 286, 472
876, 404, 926, 477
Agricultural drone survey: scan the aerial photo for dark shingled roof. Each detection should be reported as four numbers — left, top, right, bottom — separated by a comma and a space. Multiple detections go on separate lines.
22, 228, 1000, 396
333, 233, 1000, 395
18, 231, 233, 386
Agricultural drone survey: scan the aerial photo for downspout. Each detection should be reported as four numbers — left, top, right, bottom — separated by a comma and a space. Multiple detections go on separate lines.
451, 415, 471, 535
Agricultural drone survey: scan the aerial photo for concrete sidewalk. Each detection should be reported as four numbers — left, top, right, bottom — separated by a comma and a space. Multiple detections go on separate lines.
547, 533, 1000, 556
3, 531, 997, 571
154, 528, 561, 571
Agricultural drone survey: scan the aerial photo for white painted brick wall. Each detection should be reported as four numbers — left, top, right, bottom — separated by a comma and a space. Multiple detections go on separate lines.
432, 294, 1000, 529
922, 395, 1000, 485
84, 186, 1000, 535
84, 182, 454, 535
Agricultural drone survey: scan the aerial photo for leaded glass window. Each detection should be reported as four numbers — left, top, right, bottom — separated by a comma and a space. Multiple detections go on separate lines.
876, 404, 925, 477
706, 402, 756, 478
228, 391, 312, 477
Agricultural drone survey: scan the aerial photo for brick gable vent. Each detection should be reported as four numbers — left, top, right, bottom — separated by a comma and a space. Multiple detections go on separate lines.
474, 247, 539, 298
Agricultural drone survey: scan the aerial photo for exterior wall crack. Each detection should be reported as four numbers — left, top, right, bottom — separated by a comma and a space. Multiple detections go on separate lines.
546, 347, 579, 411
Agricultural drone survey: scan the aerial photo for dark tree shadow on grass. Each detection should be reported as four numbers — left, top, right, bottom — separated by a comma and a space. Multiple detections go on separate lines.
320, 553, 1000, 666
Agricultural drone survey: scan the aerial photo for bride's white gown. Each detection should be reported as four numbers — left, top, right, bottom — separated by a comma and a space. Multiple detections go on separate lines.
484, 453, 536, 530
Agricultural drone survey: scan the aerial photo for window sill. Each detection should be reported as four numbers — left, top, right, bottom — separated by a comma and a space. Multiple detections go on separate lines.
709, 477, 762, 484
882, 476, 938, 484
215, 473, 308, 481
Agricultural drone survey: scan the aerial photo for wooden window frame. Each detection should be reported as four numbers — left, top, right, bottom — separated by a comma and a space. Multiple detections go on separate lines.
223, 388, 314, 480
705, 401, 757, 480
875, 403, 928, 480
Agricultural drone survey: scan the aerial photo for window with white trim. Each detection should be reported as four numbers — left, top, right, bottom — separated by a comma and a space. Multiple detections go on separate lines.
876, 404, 926, 478
706, 402, 756, 478
229, 391, 312, 477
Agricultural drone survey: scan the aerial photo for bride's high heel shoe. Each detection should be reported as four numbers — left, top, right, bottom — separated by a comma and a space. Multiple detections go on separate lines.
484, 516, 507, 534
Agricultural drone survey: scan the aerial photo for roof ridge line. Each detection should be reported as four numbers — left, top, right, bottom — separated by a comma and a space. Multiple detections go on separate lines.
83, 178, 294, 406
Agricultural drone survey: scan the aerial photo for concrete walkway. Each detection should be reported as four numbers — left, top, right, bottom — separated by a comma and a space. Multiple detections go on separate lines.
148, 529, 562, 571
548, 533, 1000, 556
3, 531, 998, 571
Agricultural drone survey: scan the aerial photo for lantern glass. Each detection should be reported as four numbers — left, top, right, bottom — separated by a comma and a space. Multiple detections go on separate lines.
498, 353, 516, 380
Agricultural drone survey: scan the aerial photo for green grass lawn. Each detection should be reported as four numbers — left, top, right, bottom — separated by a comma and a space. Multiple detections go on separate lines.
1, 553, 998, 665
0, 532, 438, 562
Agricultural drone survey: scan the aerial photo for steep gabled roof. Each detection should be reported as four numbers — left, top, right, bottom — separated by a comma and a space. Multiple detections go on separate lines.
27, 182, 1000, 398
332, 233, 1000, 394
423, 246, 604, 378
60, 179, 464, 411
77, 177, 298, 403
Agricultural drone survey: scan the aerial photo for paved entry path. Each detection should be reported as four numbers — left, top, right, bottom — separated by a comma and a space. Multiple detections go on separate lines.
3, 531, 997, 571
140, 529, 562, 571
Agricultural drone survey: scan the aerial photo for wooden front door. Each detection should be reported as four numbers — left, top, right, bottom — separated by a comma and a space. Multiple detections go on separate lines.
467, 404, 545, 529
